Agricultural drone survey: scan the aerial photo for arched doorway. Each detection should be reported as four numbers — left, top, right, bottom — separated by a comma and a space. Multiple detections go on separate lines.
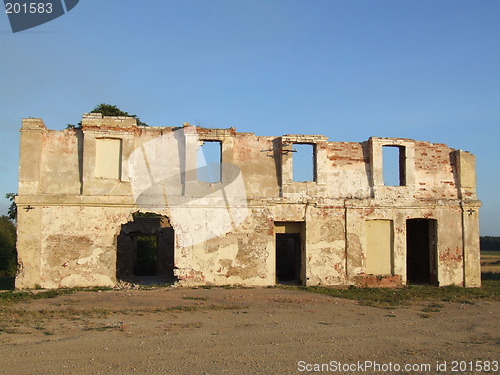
116, 213, 175, 282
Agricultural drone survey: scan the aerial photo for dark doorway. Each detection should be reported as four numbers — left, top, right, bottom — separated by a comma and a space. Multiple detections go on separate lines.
276, 233, 302, 284
406, 218, 437, 285
116, 214, 175, 283
134, 235, 157, 276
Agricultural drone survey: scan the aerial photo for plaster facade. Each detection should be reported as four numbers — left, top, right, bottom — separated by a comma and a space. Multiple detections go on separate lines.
15, 114, 481, 289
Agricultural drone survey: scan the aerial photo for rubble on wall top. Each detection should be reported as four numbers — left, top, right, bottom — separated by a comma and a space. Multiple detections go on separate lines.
81, 113, 138, 128
282, 134, 329, 142
21, 117, 46, 130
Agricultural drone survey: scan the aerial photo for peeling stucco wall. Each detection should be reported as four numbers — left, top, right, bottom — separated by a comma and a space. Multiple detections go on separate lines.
15, 114, 481, 289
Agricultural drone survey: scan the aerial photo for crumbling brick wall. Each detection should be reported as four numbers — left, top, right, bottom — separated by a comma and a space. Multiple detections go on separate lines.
15, 114, 481, 289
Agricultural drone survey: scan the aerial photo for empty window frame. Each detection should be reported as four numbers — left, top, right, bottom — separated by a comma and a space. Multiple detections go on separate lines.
95, 138, 122, 179
197, 140, 222, 183
383, 145, 406, 186
292, 143, 315, 182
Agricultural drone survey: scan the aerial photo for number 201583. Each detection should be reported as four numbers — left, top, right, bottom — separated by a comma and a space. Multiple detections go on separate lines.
5, 3, 53, 14
451, 361, 498, 372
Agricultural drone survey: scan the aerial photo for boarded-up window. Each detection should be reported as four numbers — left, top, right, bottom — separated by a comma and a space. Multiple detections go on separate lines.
95, 138, 122, 179
365, 220, 393, 275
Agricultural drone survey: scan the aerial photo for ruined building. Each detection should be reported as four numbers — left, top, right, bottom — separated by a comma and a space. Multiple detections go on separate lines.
15, 113, 481, 289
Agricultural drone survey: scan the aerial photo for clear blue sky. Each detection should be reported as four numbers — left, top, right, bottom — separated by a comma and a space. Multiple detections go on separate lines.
0, 0, 498, 235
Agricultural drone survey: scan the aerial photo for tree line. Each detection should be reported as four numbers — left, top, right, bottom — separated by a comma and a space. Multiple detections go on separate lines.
0, 193, 17, 277
480, 236, 500, 251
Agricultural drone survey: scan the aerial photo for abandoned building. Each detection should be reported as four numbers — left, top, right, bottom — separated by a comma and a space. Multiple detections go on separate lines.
15, 113, 481, 289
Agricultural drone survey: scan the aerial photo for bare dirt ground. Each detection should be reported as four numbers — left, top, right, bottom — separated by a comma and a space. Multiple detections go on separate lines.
0, 286, 498, 374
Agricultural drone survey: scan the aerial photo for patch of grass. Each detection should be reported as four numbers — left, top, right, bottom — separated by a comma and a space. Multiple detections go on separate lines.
270, 297, 295, 303
0, 286, 113, 305
85, 326, 113, 332
422, 303, 444, 313
165, 322, 203, 330
0, 289, 77, 304
0, 326, 20, 334
207, 304, 243, 311
0, 303, 237, 334
34, 323, 55, 335
83, 322, 125, 332
86, 287, 114, 292
278, 280, 500, 308
215, 284, 254, 290
182, 296, 208, 301
137, 284, 172, 290
166, 305, 200, 312
461, 339, 484, 345
418, 313, 432, 319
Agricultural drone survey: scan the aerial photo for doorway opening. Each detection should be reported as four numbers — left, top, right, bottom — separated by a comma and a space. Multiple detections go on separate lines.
275, 221, 305, 285
406, 218, 437, 285
135, 235, 157, 276
276, 233, 301, 283
274, 222, 306, 285
116, 213, 176, 283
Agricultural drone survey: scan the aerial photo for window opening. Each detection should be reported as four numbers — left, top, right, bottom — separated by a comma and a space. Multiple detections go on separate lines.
383, 145, 405, 186
197, 141, 222, 183
293, 143, 315, 182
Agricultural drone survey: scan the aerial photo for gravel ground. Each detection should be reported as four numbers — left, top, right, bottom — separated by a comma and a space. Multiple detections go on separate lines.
0, 287, 498, 374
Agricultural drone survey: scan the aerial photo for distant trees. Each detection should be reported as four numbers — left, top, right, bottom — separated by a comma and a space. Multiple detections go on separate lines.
5, 193, 16, 221
0, 216, 16, 277
480, 236, 500, 251
1, 194, 17, 277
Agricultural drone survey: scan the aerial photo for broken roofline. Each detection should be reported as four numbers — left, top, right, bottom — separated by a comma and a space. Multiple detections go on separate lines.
21, 113, 460, 147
